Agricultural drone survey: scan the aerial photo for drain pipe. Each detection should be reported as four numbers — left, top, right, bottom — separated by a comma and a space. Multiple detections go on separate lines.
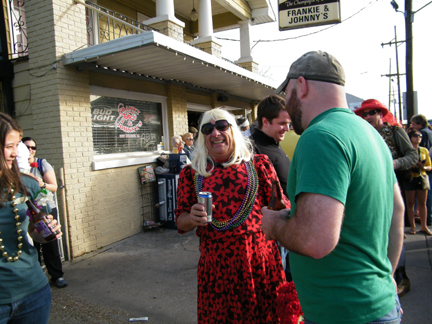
58, 167, 71, 260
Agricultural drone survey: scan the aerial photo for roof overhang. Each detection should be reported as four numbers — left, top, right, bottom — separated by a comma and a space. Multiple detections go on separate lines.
62, 31, 277, 102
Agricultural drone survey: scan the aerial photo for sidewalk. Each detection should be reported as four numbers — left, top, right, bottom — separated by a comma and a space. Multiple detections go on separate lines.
400, 228, 432, 323
47, 226, 432, 323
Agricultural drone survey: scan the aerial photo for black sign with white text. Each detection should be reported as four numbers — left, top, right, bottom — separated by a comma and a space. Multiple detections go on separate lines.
279, 0, 341, 31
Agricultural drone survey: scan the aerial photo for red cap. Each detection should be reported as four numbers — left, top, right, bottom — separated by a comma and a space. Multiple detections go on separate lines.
354, 99, 389, 118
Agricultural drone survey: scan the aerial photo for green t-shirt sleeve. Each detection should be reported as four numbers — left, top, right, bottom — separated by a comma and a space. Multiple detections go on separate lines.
294, 130, 351, 205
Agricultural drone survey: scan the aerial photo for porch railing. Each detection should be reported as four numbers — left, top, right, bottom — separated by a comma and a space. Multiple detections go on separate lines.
6, 0, 28, 59
75, 0, 158, 46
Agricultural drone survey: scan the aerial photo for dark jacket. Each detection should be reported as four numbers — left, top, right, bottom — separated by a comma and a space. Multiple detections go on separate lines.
378, 124, 417, 171
183, 145, 194, 161
250, 129, 291, 198
420, 126, 432, 150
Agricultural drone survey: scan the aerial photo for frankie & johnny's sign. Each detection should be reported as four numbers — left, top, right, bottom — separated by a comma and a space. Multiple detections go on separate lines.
279, 0, 341, 31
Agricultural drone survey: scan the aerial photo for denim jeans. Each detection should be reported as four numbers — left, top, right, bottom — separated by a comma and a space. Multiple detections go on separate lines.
304, 296, 401, 324
0, 283, 51, 324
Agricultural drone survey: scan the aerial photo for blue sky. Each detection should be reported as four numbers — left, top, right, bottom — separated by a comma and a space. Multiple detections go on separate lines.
215, 0, 431, 121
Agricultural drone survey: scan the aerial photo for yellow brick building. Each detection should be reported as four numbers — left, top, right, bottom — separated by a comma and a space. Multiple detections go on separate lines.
1, 0, 278, 258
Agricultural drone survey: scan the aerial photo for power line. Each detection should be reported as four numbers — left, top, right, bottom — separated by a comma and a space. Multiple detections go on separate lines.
215, 1, 380, 44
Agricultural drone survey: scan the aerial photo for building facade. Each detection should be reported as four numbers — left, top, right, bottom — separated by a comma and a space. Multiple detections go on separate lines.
1, 0, 278, 258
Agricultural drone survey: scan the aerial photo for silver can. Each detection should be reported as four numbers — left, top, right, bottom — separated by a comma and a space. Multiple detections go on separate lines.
198, 191, 212, 223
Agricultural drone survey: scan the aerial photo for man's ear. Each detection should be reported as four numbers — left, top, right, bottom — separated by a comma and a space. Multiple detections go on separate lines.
297, 76, 309, 99
262, 117, 270, 127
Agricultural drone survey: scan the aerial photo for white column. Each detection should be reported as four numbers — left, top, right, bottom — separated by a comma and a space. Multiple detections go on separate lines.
198, 0, 213, 38
238, 20, 253, 62
156, 0, 175, 17
144, 0, 185, 28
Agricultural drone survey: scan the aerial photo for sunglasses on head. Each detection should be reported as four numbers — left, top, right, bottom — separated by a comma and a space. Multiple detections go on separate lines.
26, 145, 37, 151
361, 110, 379, 118
201, 120, 231, 135
412, 133, 422, 138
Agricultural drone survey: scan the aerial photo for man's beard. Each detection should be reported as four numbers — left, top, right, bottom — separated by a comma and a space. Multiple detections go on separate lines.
286, 88, 304, 135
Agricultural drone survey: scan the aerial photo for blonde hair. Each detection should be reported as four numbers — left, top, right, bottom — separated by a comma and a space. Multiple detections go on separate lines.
192, 108, 253, 177
182, 133, 193, 142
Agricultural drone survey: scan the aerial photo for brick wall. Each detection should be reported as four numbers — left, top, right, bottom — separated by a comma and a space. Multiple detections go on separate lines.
24, 0, 148, 258
167, 83, 188, 149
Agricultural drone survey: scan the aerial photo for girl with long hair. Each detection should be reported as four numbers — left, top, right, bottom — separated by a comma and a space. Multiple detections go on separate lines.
0, 112, 62, 323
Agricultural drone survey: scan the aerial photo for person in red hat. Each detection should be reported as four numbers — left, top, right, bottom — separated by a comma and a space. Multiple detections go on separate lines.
355, 99, 417, 297
354, 99, 416, 174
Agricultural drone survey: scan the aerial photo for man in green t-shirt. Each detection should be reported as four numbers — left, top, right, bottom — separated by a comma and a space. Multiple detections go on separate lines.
261, 51, 404, 324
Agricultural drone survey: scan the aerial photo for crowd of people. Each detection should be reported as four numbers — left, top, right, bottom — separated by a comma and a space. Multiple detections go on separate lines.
175, 50, 432, 324
2, 49, 431, 324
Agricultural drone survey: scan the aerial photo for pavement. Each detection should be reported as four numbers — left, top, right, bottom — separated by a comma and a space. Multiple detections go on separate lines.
47, 226, 432, 324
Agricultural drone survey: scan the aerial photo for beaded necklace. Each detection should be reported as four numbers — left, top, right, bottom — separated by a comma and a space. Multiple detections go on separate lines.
194, 159, 258, 231
0, 187, 24, 262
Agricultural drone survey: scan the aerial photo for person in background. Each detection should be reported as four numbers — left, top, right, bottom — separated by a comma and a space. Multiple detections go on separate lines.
181, 132, 195, 161
16, 130, 31, 174
170, 135, 191, 171
22, 136, 68, 289
410, 114, 432, 149
249, 94, 292, 281
236, 117, 251, 137
175, 108, 288, 323
0, 113, 62, 323
171, 135, 185, 154
354, 99, 417, 298
262, 51, 404, 324
279, 125, 300, 161
189, 126, 198, 140
403, 129, 432, 235
410, 114, 432, 226
250, 95, 291, 198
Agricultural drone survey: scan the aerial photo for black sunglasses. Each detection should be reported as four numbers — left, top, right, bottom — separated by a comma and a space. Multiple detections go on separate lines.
201, 120, 231, 135
411, 133, 422, 138
26, 145, 37, 151
361, 110, 379, 118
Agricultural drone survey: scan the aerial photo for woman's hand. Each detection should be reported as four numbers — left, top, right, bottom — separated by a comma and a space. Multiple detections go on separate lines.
177, 204, 215, 232
189, 203, 213, 226
45, 215, 63, 239
29, 214, 62, 243
34, 176, 44, 188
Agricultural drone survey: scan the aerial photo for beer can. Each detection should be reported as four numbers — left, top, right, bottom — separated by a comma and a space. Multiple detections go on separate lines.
198, 191, 212, 223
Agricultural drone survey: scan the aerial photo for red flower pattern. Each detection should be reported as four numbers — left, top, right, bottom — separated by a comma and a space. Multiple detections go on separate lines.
176, 155, 291, 323
276, 282, 304, 324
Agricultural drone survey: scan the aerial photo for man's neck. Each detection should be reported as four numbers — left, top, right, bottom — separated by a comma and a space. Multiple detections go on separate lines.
258, 128, 279, 143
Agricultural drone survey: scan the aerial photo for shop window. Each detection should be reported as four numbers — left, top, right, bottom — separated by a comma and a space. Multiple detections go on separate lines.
91, 96, 163, 155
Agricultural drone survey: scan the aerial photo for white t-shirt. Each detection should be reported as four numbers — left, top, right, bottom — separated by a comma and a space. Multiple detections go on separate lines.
17, 141, 31, 173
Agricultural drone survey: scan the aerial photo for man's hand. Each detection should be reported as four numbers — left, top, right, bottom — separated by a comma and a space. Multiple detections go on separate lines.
261, 207, 290, 241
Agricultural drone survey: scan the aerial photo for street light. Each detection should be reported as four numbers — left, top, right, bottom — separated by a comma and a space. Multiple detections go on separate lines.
390, 0, 399, 11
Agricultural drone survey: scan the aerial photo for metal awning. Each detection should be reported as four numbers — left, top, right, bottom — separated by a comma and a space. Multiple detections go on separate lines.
62, 31, 277, 102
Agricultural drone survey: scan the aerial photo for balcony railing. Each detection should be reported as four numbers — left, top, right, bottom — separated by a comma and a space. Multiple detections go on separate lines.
77, 0, 158, 46
7, 0, 28, 59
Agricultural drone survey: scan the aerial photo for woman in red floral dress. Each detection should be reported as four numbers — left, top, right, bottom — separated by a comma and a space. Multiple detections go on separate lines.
176, 108, 290, 323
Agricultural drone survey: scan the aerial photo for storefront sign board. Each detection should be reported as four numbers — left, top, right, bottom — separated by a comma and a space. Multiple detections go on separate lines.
279, 0, 341, 31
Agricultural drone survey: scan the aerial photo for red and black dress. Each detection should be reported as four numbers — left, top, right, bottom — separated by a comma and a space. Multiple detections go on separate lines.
175, 154, 290, 323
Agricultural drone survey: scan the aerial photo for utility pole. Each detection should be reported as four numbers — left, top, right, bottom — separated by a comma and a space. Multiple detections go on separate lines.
381, 26, 404, 122
390, 0, 432, 121
394, 26, 402, 122
388, 59, 391, 110
405, 0, 414, 122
